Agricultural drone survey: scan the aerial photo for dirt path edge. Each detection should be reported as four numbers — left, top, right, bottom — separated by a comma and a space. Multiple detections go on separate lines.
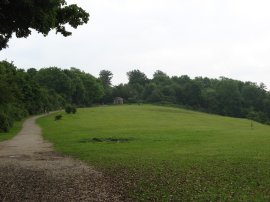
0, 114, 123, 201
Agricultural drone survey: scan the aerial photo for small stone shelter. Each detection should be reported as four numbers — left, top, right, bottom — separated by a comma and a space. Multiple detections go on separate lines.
113, 97, 124, 105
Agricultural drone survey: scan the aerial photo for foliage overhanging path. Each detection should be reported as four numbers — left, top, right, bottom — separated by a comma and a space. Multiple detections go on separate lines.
0, 115, 122, 201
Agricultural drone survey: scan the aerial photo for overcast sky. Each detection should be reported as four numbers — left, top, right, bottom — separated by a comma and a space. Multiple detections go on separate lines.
1, 0, 270, 89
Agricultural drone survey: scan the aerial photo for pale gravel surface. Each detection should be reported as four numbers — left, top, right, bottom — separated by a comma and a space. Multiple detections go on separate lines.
0, 115, 123, 201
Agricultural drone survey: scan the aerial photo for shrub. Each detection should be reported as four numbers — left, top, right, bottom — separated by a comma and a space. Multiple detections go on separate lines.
0, 112, 13, 132
65, 105, 72, 114
71, 107, 76, 114
65, 105, 77, 114
55, 114, 62, 121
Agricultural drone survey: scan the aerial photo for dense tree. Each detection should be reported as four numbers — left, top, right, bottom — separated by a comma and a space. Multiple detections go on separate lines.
63, 68, 86, 106
0, 61, 33, 131
126, 70, 149, 102
99, 70, 113, 104
0, 0, 89, 50
264, 98, 270, 120
114, 70, 270, 124
241, 83, 265, 112
35, 66, 104, 106
79, 73, 104, 105
148, 89, 163, 103
35, 67, 73, 100
201, 88, 218, 113
215, 79, 242, 117
112, 84, 132, 101
152, 70, 170, 85
1, 61, 270, 132
0, 61, 104, 132
99, 70, 113, 87
127, 70, 148, 86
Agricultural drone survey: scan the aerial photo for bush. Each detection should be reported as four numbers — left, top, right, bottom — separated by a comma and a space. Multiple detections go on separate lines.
65, 105, 77, 114
71, 107, 77, 114
0, 112, 13, 132
55, 114, 62, 121
65, 105, 72, 114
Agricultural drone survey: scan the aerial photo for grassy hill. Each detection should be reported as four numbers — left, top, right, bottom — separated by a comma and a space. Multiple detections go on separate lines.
38, 105, 270, 201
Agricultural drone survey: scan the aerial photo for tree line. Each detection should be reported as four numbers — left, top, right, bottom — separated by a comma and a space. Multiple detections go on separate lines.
102, 69, 270, 125
0, 61, 103, 132
1, 61, 270, 132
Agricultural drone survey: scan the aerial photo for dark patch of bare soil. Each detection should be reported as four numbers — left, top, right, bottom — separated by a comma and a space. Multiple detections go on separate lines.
80, 137, 132, 143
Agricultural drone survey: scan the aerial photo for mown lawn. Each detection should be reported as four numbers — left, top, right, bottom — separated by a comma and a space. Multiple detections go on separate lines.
0, 121, 23, 142
38, 105, 270, 201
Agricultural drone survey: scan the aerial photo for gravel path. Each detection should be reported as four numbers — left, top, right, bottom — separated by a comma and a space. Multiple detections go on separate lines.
0, 115, 123, 201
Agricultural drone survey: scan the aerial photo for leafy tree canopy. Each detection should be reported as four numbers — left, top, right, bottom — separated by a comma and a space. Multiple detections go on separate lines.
127, 69, 148, 86
99, 70, 113, 87
0, 0, 89, 50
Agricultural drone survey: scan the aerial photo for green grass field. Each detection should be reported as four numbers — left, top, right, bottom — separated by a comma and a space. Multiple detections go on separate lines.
0, 121, 23, 142
38, 105, 270, 201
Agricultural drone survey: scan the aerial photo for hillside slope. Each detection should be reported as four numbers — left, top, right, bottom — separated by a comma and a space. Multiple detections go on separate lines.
38, 105, 270, 201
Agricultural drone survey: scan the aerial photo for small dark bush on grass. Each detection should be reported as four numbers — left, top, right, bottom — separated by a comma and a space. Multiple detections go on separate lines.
55, 114, 62, 121
71, 107, 77, 114
0, 112, 13, 132
65, 105, 77, 114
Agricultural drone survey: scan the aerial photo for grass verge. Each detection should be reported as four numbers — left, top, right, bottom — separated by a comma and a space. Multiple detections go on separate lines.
0, 120, 24, 142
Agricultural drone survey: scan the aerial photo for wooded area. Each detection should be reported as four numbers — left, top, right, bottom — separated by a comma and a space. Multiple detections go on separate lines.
1, 61, 270, 132
111, 69, 270, 124
0, 61, 103, 132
